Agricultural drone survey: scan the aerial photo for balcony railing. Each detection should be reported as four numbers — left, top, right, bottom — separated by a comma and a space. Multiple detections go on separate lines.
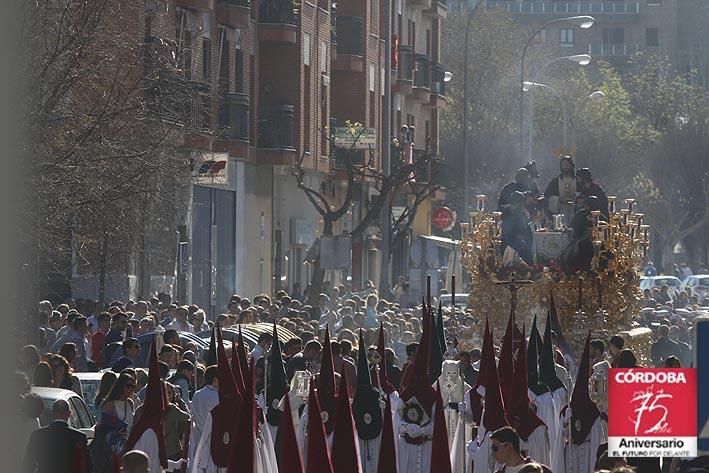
259, 0, 298, 24
336, 16, 363, 55
588, 43, 639, 57
217, 0, 250, 5
185, 81, 212, 132
431, 63, 446, 96
257, 104, 295, 149
413, 54, 431, 89
484, 1, 640, 15
219, 93, 250, 140
397, 45, 414, 81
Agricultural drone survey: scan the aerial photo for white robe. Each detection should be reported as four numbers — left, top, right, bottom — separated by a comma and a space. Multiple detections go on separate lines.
530, 388, 566, 473
521, 424, 551, 469
190, 414, 222, 473
471, 430, 502, 473
358, 432, 381, 473
189, 385, 219, 466
450, 408, 475, 473
392, 395, 434, 473
562, 416, 605, 473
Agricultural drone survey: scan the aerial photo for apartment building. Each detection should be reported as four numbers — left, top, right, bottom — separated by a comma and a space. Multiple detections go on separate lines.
71, 0, 448, 309
450, 0, 681, 72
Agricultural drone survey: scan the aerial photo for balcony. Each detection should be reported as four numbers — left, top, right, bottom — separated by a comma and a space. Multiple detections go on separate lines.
588, 43, 639, 57
257, 105, 295, 149
258, 0, 298, 43
184, 81, 212, 130
174, 0, 214, 12
429, 62, 447, 109
423, 1, 448, 18
412, 54, 431, 103
219, 93, 249, 139
483, 1, 640, 15
216, 0, 250, 29
393, 45, 414, 96
409, 0, 433, 10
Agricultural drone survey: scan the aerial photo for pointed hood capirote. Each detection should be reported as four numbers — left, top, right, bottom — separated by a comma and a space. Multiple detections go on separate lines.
429, 302, 444, 384
228, 360, 256, 473
331, 371, 362, 473
508, 329, 545, 441
278, 393, 304, 473
352, 329, 383, 440
468, 315, 493, 425
569, 333, 600, 445
210, 326, 242, 467
497, 309, 515, 411
539, 312, 565, 392
377, 322, 395, 395
318, 325, 337, 434
430, 383, 453, 473
267, 322, 289, 426
125, 339, 167, 468
376, 396, 398, 473
480, 318, 509, 433
527, 316, 547, 396
399, 300, 435, 416
306, 382, 335, 473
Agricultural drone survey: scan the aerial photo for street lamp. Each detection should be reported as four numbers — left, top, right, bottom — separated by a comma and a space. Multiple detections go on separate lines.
462, 0, 483, 220
519, 15, 595, 161
523, 81, 569, 147
527, 54, 592, 160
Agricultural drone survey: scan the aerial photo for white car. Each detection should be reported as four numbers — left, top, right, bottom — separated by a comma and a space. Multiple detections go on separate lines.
640, 276, 682, 297
682, 275, 709, 303
438, 293, 469, 310
31, 386, 96, 441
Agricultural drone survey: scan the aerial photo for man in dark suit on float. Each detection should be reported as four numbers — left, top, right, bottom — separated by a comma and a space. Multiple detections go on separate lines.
23, 399, 90, 473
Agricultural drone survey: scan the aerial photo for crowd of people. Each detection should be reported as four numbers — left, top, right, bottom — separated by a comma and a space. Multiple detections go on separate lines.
13, 284, 706, 473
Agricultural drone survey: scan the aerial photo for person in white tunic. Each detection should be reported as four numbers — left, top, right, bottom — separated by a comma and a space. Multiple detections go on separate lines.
189, 367, 220, 466
395, 303, 436, 473
561, 334, 605, 473
352, 330, 385, 473
436, 359, 472, 473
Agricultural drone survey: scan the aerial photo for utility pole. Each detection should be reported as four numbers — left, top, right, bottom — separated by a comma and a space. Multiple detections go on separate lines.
380, 0, 392, 297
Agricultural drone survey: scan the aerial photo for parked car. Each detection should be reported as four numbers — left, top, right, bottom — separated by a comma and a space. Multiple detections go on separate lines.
74, 372, 105, 420
104, 330, 220, 368
682, 275, 709, 303
194, 323, 297, 350
31, 386, 96, 441
640, 276, 682, 298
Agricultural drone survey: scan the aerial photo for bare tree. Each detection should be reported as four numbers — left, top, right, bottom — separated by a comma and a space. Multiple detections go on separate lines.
18, 0, 195, 315
292, 125, 440, 304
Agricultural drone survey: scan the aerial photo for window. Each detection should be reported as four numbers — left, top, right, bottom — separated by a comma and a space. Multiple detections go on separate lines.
381, 67, 385, 96
560, 28, 574, 48
646, 28, 659, 47
235, 49, 244, 93
319, 40, 327, 73
426, 29, 431, 57
369, 63, 376, 93
602, 28, 625, 45
303, 32, 311, 66
202, 38, 211, 81
538, 28, 547, 43
218, 27, 230, 93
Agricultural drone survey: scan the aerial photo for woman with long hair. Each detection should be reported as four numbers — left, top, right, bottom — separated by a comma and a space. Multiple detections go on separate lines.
32, 361, 54, 387
94, 371, 118, 411
48, 354, 83, 397
91, 372, 137, 473
612, 349, 639, 368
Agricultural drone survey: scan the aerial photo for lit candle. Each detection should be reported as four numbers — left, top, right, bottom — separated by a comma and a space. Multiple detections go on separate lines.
608, 196, 616, 214
625, 198, 635, 212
